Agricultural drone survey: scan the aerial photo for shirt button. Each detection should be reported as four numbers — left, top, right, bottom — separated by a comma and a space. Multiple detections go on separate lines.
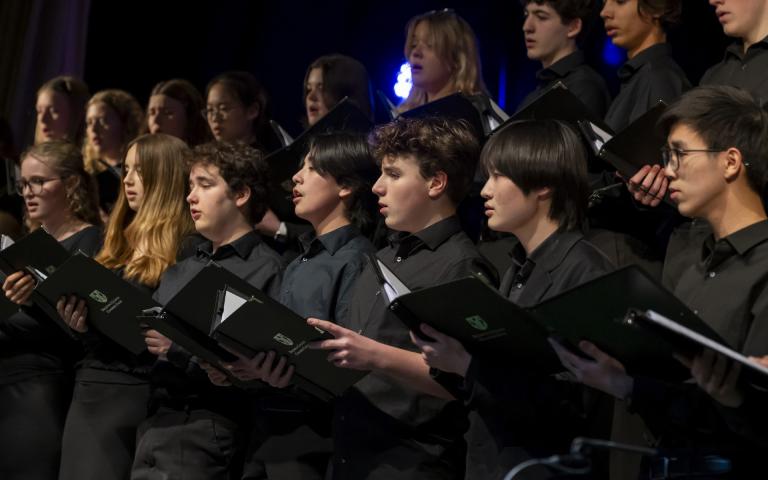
708, 271, 716, 278
516, 283, 523, 289
301, 257, 308, 262
395, 256, 402, 263
341, 458, 347, 464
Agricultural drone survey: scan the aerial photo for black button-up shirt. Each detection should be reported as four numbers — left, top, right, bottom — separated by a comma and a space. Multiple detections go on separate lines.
632, 220, 768, 476
150, 230, 284, 417
605, 43, 691, 132
461, 231, 616, 480
517, 50, 612, 118
281, 224, 374, 323
700, 36, 768, 104
330, 216, 498, 480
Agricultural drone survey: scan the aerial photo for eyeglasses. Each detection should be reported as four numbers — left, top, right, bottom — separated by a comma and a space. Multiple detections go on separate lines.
15, 176, 65, 196
201, 104, 239, 120
660, 146, 727, 172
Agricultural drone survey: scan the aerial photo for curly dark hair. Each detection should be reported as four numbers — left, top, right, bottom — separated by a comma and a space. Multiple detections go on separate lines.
637, 0, 682, 29
369, 117, 479, 204
520, 0, 595, 22
190, 141, 270, 224
21, 140, 101, 226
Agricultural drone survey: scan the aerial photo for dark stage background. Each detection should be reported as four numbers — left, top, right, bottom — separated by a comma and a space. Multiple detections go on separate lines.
82, 0, 727, 136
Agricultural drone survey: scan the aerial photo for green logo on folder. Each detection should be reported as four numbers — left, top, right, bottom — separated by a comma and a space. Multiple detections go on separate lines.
465, 315, 488, 331
89, 290, 108, 304
273, 333, 294, 347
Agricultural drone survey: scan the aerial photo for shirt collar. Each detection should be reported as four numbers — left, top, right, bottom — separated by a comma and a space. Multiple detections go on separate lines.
617, 43, 671, 81
723, 35, 768, 61
197, 230, 262, 261
508, 230, 584, 283
537, 51, 586, 83
388, 216, 463, 260
700, 220, 768, 270
299, 224, 361, 258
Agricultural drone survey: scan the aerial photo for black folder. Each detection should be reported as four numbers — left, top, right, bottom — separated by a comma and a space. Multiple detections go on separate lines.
578, 101, 667, 180
34, 252, 157, 355
211, 283, 368, 400
629, 308, 768, 389
264, 97, 373, 192
399, 92, 486, 141
144, 264, 367, 400
503, 81, 613, 135
0, 228, 70, 280
530, 266, 724, 381
369, 254, 563, 373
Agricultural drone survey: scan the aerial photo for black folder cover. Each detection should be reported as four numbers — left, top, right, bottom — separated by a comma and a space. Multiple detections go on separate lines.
264, 97, 373, 191
504, 81, 613, 135
0, 228, 69, 280
390, 276, 563, 373
579, 102, 667, 179
399, 92, 486, 140
34, 252, 156, 355
212, 284, 368, 400
530, 266, 723, 381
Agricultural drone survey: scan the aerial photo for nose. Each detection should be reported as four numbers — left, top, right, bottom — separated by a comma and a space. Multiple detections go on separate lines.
372, 175, 385, 197
292, 168, 303, 185
186, 188, 197, 205
523, 15, 534, 32
480, 177, 493, 200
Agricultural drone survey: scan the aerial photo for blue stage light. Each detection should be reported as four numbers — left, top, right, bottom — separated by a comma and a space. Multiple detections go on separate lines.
394, 62, 412, 99
602, 38, 625, 66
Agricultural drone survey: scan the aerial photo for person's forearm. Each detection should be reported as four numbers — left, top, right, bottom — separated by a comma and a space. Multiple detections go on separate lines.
373, 344, 454, 400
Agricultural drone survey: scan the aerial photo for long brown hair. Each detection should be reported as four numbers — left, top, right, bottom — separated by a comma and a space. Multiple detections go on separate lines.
96, 133, 194, 287
34, 76, 90, 145
150, 79, 212, 146
398, 10, 487, 113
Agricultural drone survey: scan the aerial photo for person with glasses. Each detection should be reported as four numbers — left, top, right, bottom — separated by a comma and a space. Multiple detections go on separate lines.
147, 79, 212, 146
0, 141, 101, 480
83, 89, 145, 216
551, 85, 768, 479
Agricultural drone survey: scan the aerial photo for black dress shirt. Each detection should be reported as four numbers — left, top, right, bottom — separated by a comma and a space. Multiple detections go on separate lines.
700, 36, 768, 104
0, 225, 102, 385
517, 51, 612, 118
461, 231, 616, 480
605, 43, 691, 132
149, 230, 284, 417
280, 224, 374, 323
330, 216, 499, 480
631, 220, 768, 477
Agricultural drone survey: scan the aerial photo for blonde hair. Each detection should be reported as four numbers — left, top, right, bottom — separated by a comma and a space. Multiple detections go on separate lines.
95, 133, 194, 287
83, 89, 144, 175
34, 76, 90, 145
398, 10, 487, 113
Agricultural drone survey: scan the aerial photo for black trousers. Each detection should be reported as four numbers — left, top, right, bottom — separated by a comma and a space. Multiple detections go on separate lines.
59, 374, 150, 480
0, 374, 71, 480
131, 406, 242, 480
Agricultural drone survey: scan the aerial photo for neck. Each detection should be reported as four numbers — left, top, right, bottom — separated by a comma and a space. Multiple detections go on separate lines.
743, 20, 768, 51
101, 152, 121, 168
42, 214, 85, 241
514, 215, 560, 255
408, 202, 456, 234
706, 189, 767, 240
313, 206, 351, 236
541, 44, 577, 69
425, 80, 457, 103
627, 30, 666, 59
210, 220, 253, 253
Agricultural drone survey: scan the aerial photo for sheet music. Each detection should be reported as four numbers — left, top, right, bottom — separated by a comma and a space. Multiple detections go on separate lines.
644, 309, 768, 378
376, 259, 411, 303
221, 288, 248, 323
587, 121, 613, 152
0, 234, 14, 251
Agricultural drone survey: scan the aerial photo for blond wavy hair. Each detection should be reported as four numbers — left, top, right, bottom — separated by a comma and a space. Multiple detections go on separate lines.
95, 133, 194, 287
398, 10, 488, 113
83, 89, 144, 175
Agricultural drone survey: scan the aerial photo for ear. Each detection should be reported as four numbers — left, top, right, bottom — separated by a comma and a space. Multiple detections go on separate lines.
566, 18, 582, 40
535, 186, 553, 200
234, 185, 252, 209
245, 102, 260, 122
723, 147, 746, 182
427, 171, 449, 199
338, 185, 353, 201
